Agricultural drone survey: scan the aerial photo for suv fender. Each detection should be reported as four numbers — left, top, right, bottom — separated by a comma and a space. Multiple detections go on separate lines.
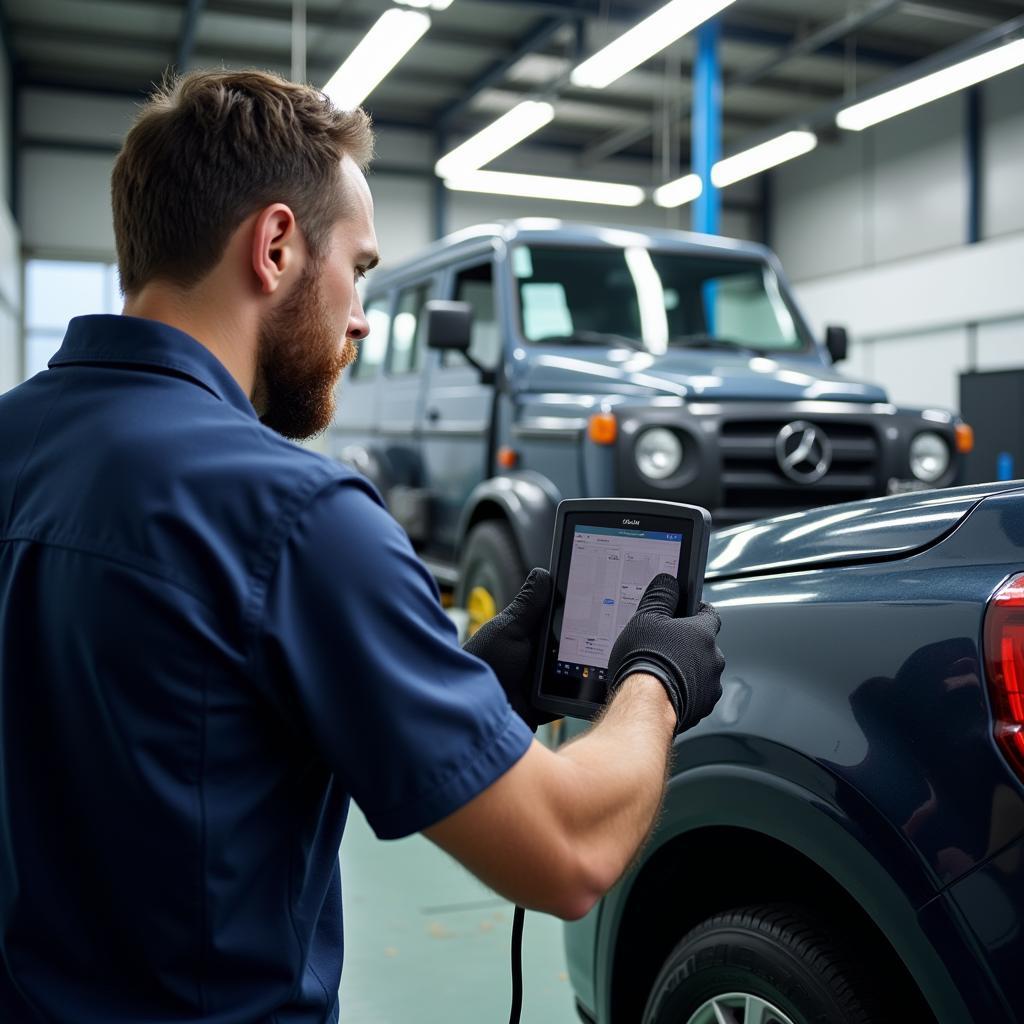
593, 762, 988, 1024
457, 472, 561, 572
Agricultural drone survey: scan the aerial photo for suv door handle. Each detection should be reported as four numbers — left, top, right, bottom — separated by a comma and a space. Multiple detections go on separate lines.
426, 408, 441, 423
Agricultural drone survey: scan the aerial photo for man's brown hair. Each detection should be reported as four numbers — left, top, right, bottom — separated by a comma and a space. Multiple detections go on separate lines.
112, 69, 373, 295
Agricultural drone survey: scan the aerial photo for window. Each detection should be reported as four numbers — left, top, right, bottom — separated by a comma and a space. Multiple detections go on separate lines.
444, 263, 500, 371
514, 246, 808, 353
387, 284, 428, 376
351, 296, 390, 380
25, 260, 120, 378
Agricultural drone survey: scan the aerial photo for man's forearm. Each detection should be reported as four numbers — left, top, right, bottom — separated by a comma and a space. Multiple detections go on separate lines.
552, 673, 676, 897
424, 675, 679, 920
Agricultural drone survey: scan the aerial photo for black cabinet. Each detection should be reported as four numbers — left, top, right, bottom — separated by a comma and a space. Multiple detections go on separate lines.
960, 369, 1024, 484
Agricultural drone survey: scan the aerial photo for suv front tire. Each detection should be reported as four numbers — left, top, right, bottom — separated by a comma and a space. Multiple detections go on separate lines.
456, 521, 525, 637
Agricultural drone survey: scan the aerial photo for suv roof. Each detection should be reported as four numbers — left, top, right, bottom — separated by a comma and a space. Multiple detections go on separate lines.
366, 219, 777, 292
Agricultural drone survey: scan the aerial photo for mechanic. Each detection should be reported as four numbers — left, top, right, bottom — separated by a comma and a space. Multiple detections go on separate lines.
0, 70, 725, 1023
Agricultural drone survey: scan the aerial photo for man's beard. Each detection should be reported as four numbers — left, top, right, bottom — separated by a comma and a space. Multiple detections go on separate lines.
254, 264, 356, 440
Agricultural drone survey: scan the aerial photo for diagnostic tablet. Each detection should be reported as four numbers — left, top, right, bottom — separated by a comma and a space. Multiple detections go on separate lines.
533, 498, 711, 721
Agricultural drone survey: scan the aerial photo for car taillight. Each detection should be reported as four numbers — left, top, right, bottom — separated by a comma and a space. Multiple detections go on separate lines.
984, 573, 1024, 778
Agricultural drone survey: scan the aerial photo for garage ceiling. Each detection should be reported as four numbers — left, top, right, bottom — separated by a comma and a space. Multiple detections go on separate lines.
2, 0, 1023, 171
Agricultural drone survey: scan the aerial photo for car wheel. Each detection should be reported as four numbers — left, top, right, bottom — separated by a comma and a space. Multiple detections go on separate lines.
456, 521, 525, 637
643, 905, 883, 1024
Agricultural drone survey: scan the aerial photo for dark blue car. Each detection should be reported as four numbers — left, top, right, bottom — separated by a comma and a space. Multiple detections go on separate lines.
563, 480, 1024, 1024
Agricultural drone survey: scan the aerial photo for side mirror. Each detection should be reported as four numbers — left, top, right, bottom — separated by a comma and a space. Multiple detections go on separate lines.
825, 325, 849, 364
426, 300, 473, 353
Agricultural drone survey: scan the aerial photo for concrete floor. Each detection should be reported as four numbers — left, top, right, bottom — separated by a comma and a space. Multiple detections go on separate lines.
337, 803, 581, 1022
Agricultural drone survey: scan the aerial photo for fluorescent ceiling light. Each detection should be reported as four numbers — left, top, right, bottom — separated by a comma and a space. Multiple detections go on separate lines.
443, 170, 645, 207
435, 101, 555, 178
711, 130, 817, 188
571, 0, 737, 90
395, 0, 453, 8
653, 172, 703, 209
323, 9, 430, 110
837, 37, 1024, 131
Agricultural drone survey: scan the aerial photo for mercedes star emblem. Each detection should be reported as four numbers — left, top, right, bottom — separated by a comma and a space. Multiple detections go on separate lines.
775, 420, 832, 484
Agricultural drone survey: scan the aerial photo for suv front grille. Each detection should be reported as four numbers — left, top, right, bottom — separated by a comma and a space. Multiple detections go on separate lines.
717, 418, 880, 523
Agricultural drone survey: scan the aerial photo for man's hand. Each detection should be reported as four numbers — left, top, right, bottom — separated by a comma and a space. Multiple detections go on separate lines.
462, 567, 558, 732
608, 573, 725, 734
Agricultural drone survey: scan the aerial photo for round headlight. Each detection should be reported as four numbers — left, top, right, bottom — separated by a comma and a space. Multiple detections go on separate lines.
636, 428, 683, 480
910, 431, 950, 483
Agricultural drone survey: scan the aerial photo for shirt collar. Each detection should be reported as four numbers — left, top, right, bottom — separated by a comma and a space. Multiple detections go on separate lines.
50, 314, 258, 419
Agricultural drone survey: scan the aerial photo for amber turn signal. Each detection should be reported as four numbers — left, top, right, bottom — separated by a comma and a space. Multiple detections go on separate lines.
497, 446, 519, 469
955, 423, 974, 454
588, 412, 617, 445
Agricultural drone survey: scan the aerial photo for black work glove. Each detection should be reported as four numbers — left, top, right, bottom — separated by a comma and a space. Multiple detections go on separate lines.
607, 573, 725, 736
463, 567, 560, 732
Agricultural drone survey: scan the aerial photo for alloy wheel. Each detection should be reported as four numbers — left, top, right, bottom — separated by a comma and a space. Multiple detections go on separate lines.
685, 992, 798, 1024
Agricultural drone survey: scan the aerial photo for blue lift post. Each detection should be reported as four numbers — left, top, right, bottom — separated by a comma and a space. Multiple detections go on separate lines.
692, 18, 722, 331
692, 17, 722, 237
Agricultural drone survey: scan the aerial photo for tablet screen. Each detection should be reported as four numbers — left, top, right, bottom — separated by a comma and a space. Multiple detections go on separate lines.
546, 519, 684, 701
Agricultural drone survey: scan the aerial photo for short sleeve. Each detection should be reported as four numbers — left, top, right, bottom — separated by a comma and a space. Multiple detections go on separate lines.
252, 479, 534, 839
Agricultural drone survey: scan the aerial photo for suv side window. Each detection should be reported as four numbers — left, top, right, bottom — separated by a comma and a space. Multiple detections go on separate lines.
443, 262, 499, 370
387, 283, 428, 376
351, 295, 390, 380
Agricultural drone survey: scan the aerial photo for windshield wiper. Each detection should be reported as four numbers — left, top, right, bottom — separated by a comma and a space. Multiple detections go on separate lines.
536, 330, 646, 351
670, 334, 761, 357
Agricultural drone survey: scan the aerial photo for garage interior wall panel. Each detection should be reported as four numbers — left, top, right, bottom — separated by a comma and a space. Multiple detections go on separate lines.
0, 41, 20, 394
771, 129, 868, 282
869, 94, 966, 265
772, 94, 967, 283
22, 88, 137, 147
21, 149, 118, 259
857, 328, 970, 412
366, 174, 434, 267
982, 67, 1024, 241
774, 83, 1023, 415
977, 319, 1024, 372
0, 39, 10, 209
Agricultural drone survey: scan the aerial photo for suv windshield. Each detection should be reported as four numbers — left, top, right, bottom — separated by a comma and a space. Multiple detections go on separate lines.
514, 245, 808, 354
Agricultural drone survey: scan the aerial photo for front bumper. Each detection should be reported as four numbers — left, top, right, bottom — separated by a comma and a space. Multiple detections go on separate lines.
609, 400, 963, 526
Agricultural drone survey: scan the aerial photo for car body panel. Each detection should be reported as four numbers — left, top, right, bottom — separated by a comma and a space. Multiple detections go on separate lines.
946, 829, 1024, 1017
506, 345, 887, 403
565, 482, 1024, 1023
706, 480, 1018, 579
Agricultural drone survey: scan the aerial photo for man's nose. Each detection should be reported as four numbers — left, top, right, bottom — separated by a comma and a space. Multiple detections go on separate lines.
348, 300, 369, 340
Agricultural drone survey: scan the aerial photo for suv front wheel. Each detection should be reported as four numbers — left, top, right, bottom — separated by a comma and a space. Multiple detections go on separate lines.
456, 521, 525, 637
643, 905, 883, 1024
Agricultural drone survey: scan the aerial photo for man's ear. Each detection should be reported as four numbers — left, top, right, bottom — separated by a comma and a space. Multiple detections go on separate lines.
251, 203, 298, 295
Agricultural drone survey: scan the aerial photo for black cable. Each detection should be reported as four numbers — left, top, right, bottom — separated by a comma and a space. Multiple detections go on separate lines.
508, 904, 525, 1024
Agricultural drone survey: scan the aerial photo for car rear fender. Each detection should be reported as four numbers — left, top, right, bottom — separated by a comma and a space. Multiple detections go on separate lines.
592, 762, 995, 1024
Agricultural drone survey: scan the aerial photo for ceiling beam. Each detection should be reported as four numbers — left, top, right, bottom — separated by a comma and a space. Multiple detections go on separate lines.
729, 0, 905, 89
435, 15, 573, 130
123, 0, 520, 52
724, 11, 1024, 154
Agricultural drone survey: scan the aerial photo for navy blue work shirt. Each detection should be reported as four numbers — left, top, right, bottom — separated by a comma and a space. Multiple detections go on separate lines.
0, 315, 533, 1023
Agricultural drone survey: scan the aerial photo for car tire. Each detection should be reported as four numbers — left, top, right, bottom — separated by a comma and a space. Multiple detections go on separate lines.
643, 904, 883, 1024
456, 521, 525, 637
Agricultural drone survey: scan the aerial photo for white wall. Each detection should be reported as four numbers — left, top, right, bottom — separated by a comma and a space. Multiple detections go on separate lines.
18, 88, 132, 260
773, 67, 1024, 415
0, 39, 21, 394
